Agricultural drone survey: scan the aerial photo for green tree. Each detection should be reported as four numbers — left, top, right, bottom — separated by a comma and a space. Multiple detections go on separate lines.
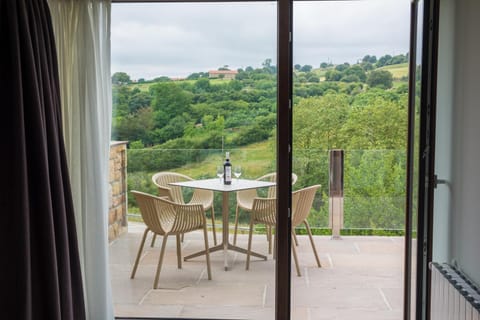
195, 78, 211, 93
376, 54, 393, 67
325, 70, 342, 81
187, 73, 201, 80
262, 58, 276, 74
112, 72, 131, 85
114, 107, 155, 144
150, 82, 193, 128
233, 114, 276, 146
308, 75, 320, 83
300, 65, 313, 72
344, 150, 406, 229
362, 55, 377, 64
367, 70, 393, 89
339, 96, 407, 149
293, 93, 350, 150
128, 90, 152, 113
335, 63, 350, 72
342, 65, 367, 82
391, 54, 408, 65
112, 85, 131, 117
361, 62, 374, 71
262, 58, 272, 68
151, 114, 190, 144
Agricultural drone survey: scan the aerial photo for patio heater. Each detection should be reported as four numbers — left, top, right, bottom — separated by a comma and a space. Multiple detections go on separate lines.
329, 149, 344, 239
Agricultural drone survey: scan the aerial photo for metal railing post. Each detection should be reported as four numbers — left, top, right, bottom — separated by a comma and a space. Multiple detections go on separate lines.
328, 149, 344, 239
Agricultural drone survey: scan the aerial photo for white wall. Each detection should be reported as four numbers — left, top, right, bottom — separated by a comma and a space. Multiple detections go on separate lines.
449, 0, 480, 286
433, 0, 455, 264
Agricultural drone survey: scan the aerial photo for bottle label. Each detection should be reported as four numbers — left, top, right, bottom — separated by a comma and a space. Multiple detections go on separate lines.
225, 167, 232, 182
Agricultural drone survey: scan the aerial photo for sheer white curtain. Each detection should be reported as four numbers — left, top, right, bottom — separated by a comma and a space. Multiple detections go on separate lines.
48, 0, 113, 319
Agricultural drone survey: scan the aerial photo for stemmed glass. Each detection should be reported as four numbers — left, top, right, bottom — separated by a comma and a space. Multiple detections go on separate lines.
216, 166, 224, 182
234, 166, 242, 181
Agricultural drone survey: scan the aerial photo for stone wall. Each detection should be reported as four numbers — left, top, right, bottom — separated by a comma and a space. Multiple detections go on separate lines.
109, 141, 128, 242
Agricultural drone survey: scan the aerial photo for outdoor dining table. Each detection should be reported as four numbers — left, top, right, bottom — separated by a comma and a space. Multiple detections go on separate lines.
169, 178, 276, 271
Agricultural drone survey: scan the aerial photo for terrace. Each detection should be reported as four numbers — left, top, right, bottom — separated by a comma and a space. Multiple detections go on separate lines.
110, 224, 404, 319
108, 144, 406, 319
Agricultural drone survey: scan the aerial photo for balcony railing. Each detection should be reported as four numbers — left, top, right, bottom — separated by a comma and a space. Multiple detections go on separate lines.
110, 146, 406, 240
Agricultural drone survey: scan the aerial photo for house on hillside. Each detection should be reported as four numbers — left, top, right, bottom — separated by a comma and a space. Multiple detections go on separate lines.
208, 69, 238, 80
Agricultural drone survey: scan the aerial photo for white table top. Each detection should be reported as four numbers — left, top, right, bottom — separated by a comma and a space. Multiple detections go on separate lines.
169, 178, 275, 192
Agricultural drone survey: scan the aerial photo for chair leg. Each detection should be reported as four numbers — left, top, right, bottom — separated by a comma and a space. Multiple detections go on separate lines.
291, 233, 302, 277
131, 228, 150, 279
267, 226, 272, 255
233, 205, 240, 245
150, 233, 156, 247
246, 220, 254, 270
210, 206, 217, 245
202, 225, 212, 280
293, 228, 299, 246
305, 220, 321, 267
181, 233, 185, 242
272, 230, 277, 260
153, 234, 169, 289
176, 234, 182, 269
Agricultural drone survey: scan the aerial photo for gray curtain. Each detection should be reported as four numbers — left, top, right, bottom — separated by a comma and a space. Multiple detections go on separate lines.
0, 0, 86, 319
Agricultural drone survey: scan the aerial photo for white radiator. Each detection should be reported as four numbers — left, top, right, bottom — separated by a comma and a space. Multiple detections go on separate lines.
431, 263, 480, 320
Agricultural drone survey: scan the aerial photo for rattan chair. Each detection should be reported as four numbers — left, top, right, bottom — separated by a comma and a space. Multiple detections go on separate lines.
245, 197, 277, 271
130, 191, 212, 289
233, 172, 298, 252
152, 172, 217, 245
291, 185, 322, 276
245, 184, 321, 276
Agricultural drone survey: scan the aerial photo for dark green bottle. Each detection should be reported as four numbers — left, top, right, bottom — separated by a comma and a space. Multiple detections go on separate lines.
223, 152, 232, 185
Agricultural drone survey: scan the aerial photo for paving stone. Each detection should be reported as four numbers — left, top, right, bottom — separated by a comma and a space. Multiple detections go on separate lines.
110, 223, 405, 319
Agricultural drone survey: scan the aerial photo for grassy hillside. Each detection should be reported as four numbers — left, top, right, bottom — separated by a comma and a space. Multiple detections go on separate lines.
165, 139, 275, 179
129, 78, 229, 92
380, 63, 409, 79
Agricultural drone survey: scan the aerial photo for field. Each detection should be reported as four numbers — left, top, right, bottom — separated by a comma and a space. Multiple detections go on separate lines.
129, 78, 229, 92
176, 140, 275, 179
380, 63, 409, 79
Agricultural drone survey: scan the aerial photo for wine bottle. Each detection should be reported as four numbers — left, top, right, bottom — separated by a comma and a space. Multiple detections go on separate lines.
223, 151, 232, 185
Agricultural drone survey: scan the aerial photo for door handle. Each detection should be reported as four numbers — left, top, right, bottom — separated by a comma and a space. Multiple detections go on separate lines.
433, 174, 447, 188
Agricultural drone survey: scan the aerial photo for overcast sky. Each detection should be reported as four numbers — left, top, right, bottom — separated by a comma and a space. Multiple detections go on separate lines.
112, 0, 410, 80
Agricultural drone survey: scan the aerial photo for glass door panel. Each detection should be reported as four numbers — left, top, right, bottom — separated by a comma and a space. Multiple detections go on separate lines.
292, 0, 410, 319
405, 0, 423, 316
406, 0, 439, 318
110, 3, 277, 319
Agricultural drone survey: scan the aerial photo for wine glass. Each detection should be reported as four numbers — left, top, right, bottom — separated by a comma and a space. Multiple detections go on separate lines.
216, 166, 224, 182
234, 166, 242, 181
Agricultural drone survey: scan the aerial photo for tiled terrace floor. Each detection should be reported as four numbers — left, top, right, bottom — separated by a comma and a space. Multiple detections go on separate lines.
110, 223, 404, 319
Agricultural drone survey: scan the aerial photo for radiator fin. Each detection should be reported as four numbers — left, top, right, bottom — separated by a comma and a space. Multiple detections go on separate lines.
431, 263, 480, 320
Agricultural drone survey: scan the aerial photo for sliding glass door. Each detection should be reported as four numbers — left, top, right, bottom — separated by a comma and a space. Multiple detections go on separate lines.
291, 0, 410, 319
109, 0, 439, 319
110, 2, 278, 319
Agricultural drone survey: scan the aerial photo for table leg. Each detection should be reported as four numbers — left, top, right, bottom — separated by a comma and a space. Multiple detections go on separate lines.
223, 191, 229, 270
183, 189, 267, 267
184, 242, 267, 261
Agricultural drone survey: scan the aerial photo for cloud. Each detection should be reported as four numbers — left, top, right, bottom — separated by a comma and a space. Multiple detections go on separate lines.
112, 0, 410, 80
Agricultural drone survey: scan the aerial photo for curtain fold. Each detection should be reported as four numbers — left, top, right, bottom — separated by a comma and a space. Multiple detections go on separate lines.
48, 0, 114, 319
0, 0, 86, 319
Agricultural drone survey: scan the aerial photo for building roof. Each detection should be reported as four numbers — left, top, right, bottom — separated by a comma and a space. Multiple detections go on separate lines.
208, 70, 238, 74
